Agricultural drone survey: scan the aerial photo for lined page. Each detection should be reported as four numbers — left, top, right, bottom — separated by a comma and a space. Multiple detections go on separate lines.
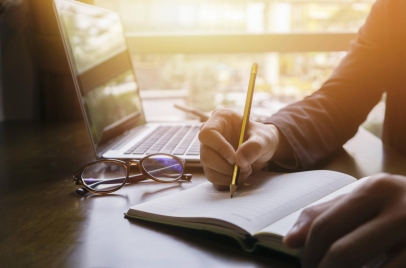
257, 177, 369, 238
128, 170, 356, 235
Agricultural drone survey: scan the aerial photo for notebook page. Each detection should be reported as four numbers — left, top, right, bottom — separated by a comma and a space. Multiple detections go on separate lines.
128, 170, 356, 235
257, 177, 369, 238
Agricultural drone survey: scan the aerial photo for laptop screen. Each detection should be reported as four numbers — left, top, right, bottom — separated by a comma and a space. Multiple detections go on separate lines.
54, 0, 146, 155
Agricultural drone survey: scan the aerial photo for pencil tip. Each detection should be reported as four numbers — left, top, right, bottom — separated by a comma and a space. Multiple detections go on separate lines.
230, 184, 237, 199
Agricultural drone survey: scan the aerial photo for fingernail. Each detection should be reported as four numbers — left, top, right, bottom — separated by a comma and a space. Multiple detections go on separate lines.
226, 156, 235, 165
238, 156, 248, 167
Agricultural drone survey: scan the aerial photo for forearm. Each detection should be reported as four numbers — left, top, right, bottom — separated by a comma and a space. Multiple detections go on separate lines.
264, 0, 392, 169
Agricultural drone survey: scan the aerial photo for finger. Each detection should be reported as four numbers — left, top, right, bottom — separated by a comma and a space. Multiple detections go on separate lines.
235, 122, 278, 170
318, 212, 406, 268
235, 135, 267, 167
237, 166, 252, 186
200, 142, 251, 188
199, 122, 205, 130
200, 144, 234, 175
203, 165, 251, 187
199, 114, 237, 165
213, 184, 229, 191
301, 175, 390, 268
283, 197, 343, 248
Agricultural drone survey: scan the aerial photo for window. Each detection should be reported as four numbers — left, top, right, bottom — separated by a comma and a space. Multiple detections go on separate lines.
94, 0, 383, 137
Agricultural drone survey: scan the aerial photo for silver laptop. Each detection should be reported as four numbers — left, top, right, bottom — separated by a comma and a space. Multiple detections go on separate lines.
53, 0, 201, 166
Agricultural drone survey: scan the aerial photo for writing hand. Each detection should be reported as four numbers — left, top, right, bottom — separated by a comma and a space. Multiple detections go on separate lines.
284, 173, 406, 268
198, 108, 280, 190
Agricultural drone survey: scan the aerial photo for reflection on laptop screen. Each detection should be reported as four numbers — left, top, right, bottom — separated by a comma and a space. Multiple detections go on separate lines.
56, 0, 146, 151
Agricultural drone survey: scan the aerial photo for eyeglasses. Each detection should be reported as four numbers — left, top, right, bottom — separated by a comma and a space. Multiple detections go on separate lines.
73, 153, 192, 196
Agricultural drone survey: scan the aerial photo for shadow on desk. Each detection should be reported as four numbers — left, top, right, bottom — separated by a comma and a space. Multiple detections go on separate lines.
127, 217, 300, 268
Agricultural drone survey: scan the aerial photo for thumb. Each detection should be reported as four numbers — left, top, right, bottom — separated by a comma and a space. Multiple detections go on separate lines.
235, 134, 275, 169
283, 197, 342, 248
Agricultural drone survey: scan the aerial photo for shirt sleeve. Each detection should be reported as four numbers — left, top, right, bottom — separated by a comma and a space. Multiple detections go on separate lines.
264, 0, 392, 170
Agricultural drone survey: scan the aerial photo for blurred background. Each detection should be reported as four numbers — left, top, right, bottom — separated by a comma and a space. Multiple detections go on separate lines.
0, 0, 384, 137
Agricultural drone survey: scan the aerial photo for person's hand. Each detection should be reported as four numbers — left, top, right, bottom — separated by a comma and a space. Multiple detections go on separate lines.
284, 173, 406, 268
198, 108, 281, 190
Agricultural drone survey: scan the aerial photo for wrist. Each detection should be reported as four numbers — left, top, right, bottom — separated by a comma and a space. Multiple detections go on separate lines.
265, 124, 295, 163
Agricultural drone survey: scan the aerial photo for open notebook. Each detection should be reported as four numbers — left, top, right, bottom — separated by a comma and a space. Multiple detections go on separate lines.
126, 170, 368, 256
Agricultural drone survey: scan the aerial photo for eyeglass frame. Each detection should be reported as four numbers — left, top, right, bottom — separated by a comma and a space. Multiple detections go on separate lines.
73, 153, 192, 195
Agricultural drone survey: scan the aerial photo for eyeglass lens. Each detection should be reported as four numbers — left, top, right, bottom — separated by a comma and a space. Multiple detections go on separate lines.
142, 155, 183, 182
82, 162, 127, 192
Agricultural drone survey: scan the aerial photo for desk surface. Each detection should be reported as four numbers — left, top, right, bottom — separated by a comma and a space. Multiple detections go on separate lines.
1, 121, 406, 268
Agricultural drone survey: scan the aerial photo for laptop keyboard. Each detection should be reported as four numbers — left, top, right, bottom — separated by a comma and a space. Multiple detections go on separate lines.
124, 125, 200, 156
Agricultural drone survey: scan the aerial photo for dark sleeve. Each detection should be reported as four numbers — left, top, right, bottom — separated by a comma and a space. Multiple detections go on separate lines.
264, 0, 392, 170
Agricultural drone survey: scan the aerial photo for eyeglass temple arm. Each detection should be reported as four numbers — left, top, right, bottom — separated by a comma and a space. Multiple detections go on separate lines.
75, 174, 147, 196
75, 176, 134, 196
128, 174, 191, 181
129, 173, 192, 181
76, 173, 192, 196
79, 173, 192, 188
77, 171, 192, 186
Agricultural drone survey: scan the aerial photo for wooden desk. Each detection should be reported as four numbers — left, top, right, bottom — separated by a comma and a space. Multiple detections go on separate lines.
1, 121, 406, 267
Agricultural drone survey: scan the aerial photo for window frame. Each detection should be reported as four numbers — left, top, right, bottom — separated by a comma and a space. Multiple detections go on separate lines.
126, 33, 356, 54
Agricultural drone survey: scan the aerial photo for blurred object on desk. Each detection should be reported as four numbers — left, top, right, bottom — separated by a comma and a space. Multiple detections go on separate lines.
174, 104, 210, 122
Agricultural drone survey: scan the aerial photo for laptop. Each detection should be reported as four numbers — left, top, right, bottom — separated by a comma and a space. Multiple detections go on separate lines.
53, 0, 201, 166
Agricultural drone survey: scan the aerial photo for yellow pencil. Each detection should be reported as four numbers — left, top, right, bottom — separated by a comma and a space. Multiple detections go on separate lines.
230, 63, 258, 198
